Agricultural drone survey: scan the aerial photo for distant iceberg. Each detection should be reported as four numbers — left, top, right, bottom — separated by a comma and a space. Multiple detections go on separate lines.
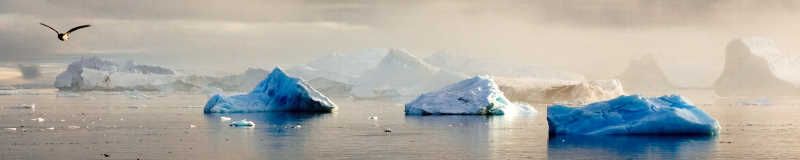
405, 75, 534, 115
353, 49, 467, 100
617, 54, 675, 91
547, 95, 720, 135
207, 67, 270, 92
287, 48, 390, 85
203, 67, 336, 113
497, 78, 625, 105
714, 37, 800, 96
54, 57, 180, 91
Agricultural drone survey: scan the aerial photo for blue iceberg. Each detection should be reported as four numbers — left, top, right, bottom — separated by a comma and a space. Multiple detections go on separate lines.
547, 95, 719, 135
203, 67, 337, 113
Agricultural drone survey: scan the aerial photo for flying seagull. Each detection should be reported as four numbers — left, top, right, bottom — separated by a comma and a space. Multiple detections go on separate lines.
40, 23, 91, 41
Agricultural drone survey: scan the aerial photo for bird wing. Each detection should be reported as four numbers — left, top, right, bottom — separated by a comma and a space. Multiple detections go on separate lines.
65, 25, 91, 34
40, 23, 60, 33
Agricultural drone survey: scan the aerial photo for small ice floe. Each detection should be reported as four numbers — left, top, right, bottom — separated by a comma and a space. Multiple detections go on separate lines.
189, 124, 197, 128
229, 119, 255, 127
59, 119, 66, 122
737, 98, 772, 106
31, 117, 45, 122
127, 105, 146, 109
46, 127, 55, 130
291, 125, 302, 129
4, 128, 16, 131
8, 104, 35, 109
369, 116, 379, 120
57, 92, 81, 97
67, 125, 81, 129
219, 116, 232, 121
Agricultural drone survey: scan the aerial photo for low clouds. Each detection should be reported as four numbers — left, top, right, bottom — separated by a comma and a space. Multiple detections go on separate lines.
1, 0, 799, 81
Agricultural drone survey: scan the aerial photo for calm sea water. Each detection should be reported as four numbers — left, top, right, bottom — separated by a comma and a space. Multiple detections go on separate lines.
0, 90, 798, 159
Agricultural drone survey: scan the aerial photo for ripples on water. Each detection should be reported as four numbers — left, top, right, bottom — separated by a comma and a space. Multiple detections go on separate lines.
0, 90, 799, 159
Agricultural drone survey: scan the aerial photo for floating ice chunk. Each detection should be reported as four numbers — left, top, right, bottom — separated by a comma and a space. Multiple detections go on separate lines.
189, 124, 197, 128
32, 117, 44, 122
737, 98, 772, 106
547, 95, 720, 135
203, 67, 337, 113
369, 116, 378, 120
46, 127, 55, 130
5, 128, 16, 131
219, 116, 232, 121
67, 125, 81, 129
405, 75, 535, 115
229, 119, 255, 127
9, 104, 35, 109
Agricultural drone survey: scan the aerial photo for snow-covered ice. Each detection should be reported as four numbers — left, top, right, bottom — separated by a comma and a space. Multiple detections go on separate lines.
54, 57, 182, 91
220, 116, 232, 121
203, 67, 337, 113
547, 94, 720, 135
714, 37, 800, 96
229, 119, 255, 127
352, 49, 467, 99
496, 77, 625, 105
405, 75, 535, 115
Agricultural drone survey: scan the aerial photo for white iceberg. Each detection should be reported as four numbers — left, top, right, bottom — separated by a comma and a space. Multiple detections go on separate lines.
229, 119, 254, 127
203, 67, 337, 113
617, 54, 675, 91
54, 57, 181, 91
496, 77, 625, 105
405, 75, 535, 115
547, 95, 720, 135
714, 37, 800, 96
353, 49, 467, 99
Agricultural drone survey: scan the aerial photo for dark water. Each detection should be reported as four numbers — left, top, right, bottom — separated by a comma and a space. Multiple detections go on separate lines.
0, 91, 799, 159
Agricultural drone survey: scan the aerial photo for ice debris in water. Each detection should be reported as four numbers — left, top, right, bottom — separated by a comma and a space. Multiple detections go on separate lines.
220, 116, 232, 121
32, 117, 44, 122
229, 119, 255, 127
67, 125, 81, 129
189, 124, 197, 128
5, 128, 16, 131
369, 116, 379, 120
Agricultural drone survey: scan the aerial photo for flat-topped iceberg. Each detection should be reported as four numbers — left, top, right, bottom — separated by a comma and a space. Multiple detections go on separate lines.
54, 57, 179, 91
547, 95, 720, 135
405, 75, 534, 115
496, 77, 625, 105
203, 67, 336, 113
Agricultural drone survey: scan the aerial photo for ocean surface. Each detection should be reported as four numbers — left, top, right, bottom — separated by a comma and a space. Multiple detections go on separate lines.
0, 90, 798, 159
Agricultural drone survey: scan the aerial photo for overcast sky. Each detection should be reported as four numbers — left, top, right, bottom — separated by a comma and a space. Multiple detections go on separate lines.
1, 0, 799, 85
